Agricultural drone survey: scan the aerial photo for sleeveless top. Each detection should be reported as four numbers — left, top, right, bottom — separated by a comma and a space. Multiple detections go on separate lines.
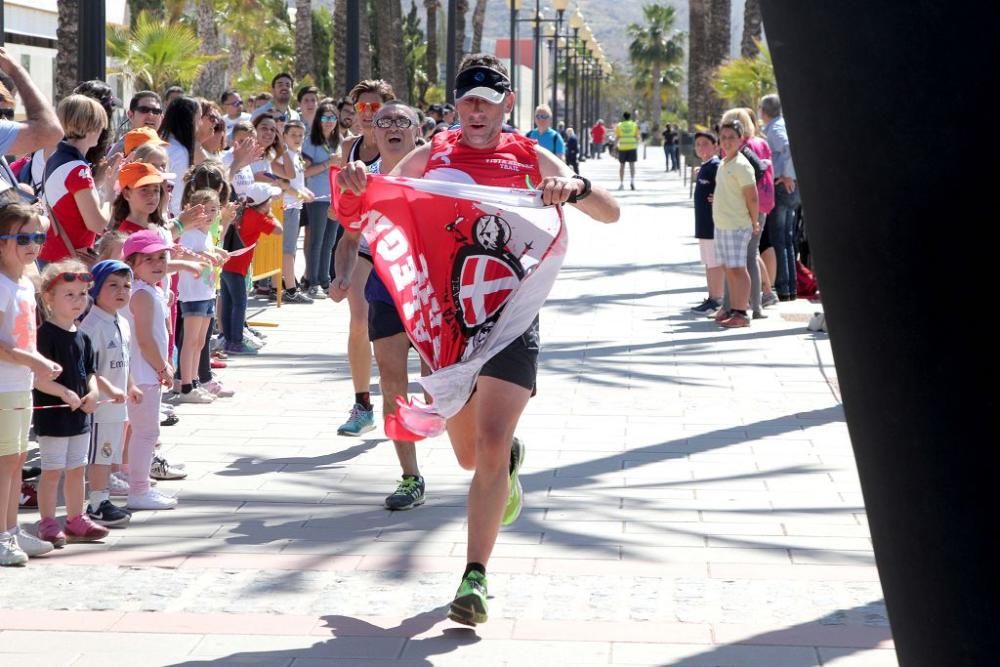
616, 121, 639, 151
348, 135, 380, 167
424, 130, 542, 188
123, 279, 168, 386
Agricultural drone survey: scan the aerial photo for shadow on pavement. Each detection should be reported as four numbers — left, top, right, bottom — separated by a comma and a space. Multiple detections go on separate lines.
165, 606, 477, 666
215, 440, 383, 477
659, 600, 891, 667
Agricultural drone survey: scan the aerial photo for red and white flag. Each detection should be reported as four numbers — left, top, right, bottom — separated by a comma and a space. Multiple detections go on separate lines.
352, 175, 567, 441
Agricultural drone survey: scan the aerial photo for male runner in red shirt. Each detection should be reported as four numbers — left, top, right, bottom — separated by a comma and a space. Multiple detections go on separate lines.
335, 54, 619, 626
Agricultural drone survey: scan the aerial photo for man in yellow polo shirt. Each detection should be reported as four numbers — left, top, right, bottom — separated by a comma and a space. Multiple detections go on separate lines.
615, 111, 639, 190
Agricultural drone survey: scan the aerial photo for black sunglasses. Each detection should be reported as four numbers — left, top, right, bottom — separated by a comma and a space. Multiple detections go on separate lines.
0, 233, 47, 246
135, 105, 163, 115
0, 109, 14, 120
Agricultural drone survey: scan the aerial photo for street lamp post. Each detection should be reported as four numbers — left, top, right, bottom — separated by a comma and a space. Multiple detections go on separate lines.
551, 0, 569, 128
79, 0, 107, 82
507, 0, 522, 127
532, 2, 541, 112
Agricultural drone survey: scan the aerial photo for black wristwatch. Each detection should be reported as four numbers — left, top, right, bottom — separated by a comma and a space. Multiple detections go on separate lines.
566, 175, 592, 203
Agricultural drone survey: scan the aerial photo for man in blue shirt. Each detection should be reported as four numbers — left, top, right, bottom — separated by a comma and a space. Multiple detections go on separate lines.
526, 104, 565, 161
0, 47, 63, 195
760, 93, 800, 301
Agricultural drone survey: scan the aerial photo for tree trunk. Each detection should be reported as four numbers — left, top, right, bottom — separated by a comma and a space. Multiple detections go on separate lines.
334, 0, 347, 94
741, 0, 762, 58
707, 0, 731, 124
295, 0, 315, 81
193, 0, 226, 100
56, 1, 80, 100
470, 0, 488, 53
388, 0, 409, 100
425, 0, 439, 85
651, 63, 662, 133
455, 0, 469, 65
687, 0, 710, 130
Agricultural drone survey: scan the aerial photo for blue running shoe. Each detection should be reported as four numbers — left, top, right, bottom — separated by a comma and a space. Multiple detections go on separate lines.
337, 403, 375, 436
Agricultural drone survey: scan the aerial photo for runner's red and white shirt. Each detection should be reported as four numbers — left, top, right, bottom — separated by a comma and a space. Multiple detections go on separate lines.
39, 141, 98, 262
424, 129, 542, 189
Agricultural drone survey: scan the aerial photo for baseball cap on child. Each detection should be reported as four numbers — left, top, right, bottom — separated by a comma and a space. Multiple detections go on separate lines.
246, 182, 282, 206
122, 229, 173, 259
118, 161, 174, 190
123, 127, 168, 156
89, 259, 132, 299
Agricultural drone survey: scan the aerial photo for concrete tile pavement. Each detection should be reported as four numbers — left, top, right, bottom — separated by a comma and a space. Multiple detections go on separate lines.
0, 154, 891, 665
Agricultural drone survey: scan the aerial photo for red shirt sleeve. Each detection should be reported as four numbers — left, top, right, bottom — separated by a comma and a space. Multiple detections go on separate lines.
64, 163, 95, 195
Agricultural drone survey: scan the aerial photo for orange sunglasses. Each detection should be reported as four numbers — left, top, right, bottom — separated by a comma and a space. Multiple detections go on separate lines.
354, 101, 382, 114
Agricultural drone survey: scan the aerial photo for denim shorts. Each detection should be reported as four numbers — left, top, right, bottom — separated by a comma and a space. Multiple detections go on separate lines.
179, 298, 215, 316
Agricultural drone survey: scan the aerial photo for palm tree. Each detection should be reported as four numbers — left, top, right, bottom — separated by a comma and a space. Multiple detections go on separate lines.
373, 0, 408, 99
628, 4, 685, 133
471, 0, 488, 53
404, 0, 429, 104
334, 0, 347, 93
687, 0, 709, 129
424, 0, 440, 85
455, 0, 469, 65
312, 6, 335, 94
741, 0, 762, 58
707, 0, 731, 122
711, 39, 774, 109
193, 0, 227, 100
56, 0, 80, 100
295, 0, 316, 81
107, 10, 219, 93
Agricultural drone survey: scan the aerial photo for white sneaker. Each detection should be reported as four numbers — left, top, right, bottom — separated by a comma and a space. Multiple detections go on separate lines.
202, 379, 235, 398
127, 489, 178, 511
150, 455, 187, 480
173, 387, 215, 404
0, 533, 28, 566
14, 526, 54, 557
109, 472, 130, 497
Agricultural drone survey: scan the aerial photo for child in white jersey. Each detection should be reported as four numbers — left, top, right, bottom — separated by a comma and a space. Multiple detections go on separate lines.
0, 204, 61, 565
79, 260, 144, 526
121, 231, 178, 510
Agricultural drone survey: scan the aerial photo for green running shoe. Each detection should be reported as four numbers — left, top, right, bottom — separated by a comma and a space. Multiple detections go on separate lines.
448, 570, 489, 626
384, 475, 426, 510
501, 437, 525, 526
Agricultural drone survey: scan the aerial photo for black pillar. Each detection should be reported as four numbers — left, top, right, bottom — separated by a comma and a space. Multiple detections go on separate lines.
78, 0, 107, 82
1, 2, 5, 48
759, 2, 998, 665
552, 11, 562, 125
345, 0, 361, 91
446, 0, 457, 103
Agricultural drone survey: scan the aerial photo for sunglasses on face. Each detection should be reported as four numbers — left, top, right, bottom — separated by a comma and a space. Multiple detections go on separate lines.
228, 99, 243, 107
354, 102, 382, 114
320, 115, 338, 123
374, 116, 414, 129
535, 113, 551, 120
135, 105, 163, 115
44, 271, 94, 291
0, 109, 14, 120
275, 114, 288, 122
0, 233, 47, 246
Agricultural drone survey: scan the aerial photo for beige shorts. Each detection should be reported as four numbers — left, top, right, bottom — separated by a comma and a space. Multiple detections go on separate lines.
699, 239, 722, 269
0, 391, 32, 457
89, 421, 127, 466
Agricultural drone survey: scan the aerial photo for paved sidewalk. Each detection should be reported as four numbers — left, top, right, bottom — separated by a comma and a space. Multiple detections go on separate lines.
0, 154, 893, 666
